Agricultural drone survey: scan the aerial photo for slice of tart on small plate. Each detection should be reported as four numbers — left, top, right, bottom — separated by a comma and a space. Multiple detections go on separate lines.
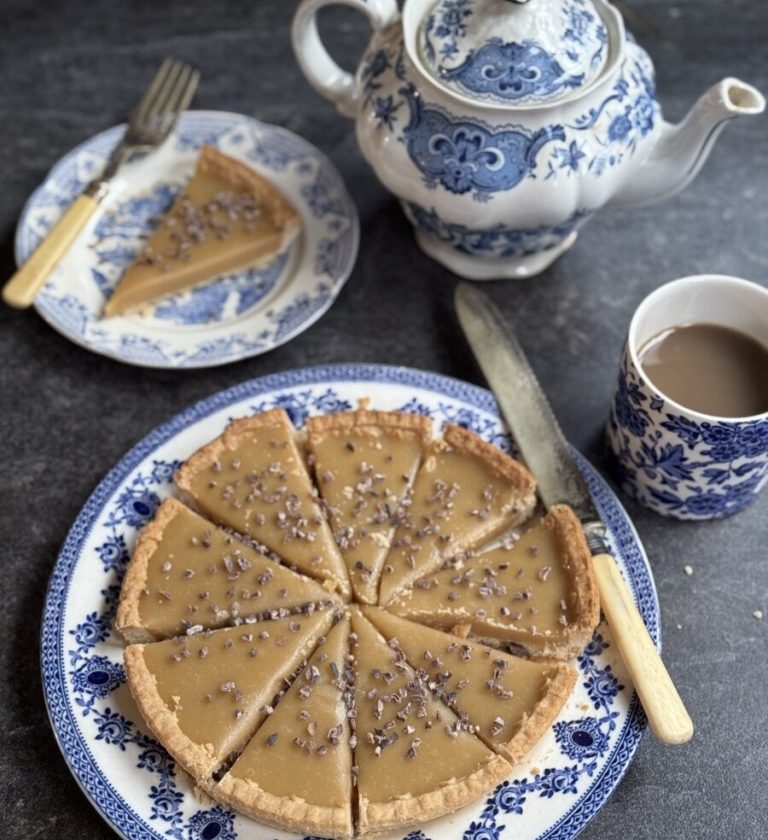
363, 607, 577, 764
103, 144, 300, 317
305, 408, 433, 604
350, 608, 511, 837
17, 112, 359, 368
214, 618, 354, 839
115, 497, 337, 643
378, 424, 537, 607
387, 505, 600, 659
123, 608, 334, 779
175, 407, 351, 598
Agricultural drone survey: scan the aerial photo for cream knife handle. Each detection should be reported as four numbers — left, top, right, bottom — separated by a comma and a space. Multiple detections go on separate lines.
3, 190, 103, 308
592, 553, 693, 745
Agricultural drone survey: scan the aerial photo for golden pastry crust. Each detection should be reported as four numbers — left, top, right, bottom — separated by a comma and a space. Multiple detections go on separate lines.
174, 408, 351, 598
466, 505, 599, 660
358, 753, 511, 838
389, 506, 600, 661
123, 644, 219, 779
465, 506, 599, 661
441, 424, 536, 498
214, 775, 353, 839
115, 497, 185, 644
494, 662, 577, 764
533, 504, 600, 660
175, 408, 292, 497
306, 409, 433, 443
198, 145, 300, 233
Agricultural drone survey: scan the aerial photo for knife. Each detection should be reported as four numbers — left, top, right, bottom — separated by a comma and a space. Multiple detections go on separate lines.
455, 282, 693, 745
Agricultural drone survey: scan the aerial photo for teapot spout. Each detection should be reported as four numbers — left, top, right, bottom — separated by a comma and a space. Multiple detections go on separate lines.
609, 78, 765, 208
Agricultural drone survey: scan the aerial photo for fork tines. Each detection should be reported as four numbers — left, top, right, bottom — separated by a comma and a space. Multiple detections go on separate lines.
129, 58, 200, 143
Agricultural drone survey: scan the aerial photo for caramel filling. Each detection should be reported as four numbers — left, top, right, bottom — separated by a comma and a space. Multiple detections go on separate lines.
389, 512, 578, 644
124, 499, 335, 639
104, 146, 297, 317
308, 424, 426, 604
138, 610, 333, 762
350, 609, 499, 805
379, 444, 530, 605
364, 607, 566, 757
225, 619, 352, 807
177, 415, 349, 596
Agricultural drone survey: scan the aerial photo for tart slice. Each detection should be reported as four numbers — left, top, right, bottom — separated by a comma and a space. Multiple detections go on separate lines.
305, 409, 432, 604
115, 497, 337, 643
124, 609, 334, 779
388, 506, 600, 660
104, 145, 300, 316
175, 408, 351, 598
215, 618, 354, 839
378, 424, 536, 606
363, 607, 576, 764
350, 609, 511, 836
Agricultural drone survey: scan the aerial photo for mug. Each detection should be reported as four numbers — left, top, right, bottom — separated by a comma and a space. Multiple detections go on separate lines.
605, 274, 768, 519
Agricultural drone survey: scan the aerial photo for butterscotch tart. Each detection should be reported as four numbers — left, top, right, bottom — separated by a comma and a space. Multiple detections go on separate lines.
118, 407, 600, 838
124, 609, 334, 779
387, 505, 600, 659
350, 608, 511, 837
175, 408, 351, 598
305, 408, 432, 604
115, 497, 337, 643
214, 618, 354, 838
378, 424, 536, 606
104, 144, 300, 317
363, 607, 577, 763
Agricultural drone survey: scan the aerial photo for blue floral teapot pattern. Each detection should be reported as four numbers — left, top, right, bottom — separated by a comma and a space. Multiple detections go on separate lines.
420, 0, 608, 105
399, 85, 565, 197
293, 0, 765, 279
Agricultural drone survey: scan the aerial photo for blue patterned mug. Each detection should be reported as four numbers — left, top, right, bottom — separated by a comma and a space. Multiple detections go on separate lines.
606, 275, 768, 519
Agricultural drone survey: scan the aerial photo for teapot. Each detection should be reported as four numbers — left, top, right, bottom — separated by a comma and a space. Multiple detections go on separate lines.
292, 0, 765, 279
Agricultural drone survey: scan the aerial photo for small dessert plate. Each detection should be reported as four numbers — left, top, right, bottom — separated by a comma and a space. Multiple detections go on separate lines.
42, 364, 659, 840
14, 111, 359, 368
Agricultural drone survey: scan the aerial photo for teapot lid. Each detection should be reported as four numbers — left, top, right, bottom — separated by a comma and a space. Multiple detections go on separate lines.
419, 0, 609, 106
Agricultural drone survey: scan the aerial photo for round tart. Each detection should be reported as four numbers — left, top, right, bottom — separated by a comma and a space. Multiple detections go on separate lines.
118, 408, 600, 838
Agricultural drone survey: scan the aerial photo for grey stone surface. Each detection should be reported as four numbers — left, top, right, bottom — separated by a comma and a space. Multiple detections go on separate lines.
0, 1, 766, 838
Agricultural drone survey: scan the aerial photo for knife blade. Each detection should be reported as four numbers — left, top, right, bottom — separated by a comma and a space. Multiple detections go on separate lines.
455, 282, 693, 745
454, 282, 607, 548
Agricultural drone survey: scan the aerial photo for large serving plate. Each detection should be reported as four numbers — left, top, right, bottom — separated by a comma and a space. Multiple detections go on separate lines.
42, 364, 659, 840
16, 111, 358, 368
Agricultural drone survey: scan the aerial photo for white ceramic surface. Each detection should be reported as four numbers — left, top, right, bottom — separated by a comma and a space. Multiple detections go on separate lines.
417, 0, 608, 106
42, 364, 660, 840
292, 0, 764, 279
606, 275, 768, 519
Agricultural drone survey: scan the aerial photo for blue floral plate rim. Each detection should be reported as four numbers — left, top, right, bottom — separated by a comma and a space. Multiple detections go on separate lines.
41, 364, 659, 840
15, 110, 360, 369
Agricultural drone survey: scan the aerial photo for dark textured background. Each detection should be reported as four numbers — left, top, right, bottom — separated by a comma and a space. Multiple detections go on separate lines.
1, 1, 766, 838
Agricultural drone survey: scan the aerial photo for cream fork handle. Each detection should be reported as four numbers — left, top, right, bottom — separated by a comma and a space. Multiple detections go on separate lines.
3, 189, 103, 308
592, 553, 694, 745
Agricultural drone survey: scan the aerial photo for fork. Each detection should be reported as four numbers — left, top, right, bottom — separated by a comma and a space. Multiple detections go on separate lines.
3, 58, 200, 309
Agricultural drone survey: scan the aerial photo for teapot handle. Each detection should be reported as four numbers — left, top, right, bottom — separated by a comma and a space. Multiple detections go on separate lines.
292, 0, 400, 118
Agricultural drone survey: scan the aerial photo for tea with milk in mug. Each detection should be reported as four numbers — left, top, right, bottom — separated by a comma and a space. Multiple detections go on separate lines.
638, 323, 768, 418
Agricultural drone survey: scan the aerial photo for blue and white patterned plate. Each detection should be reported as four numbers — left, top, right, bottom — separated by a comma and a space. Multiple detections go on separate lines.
15, 112, 359, 368
41, 364, 659, 840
